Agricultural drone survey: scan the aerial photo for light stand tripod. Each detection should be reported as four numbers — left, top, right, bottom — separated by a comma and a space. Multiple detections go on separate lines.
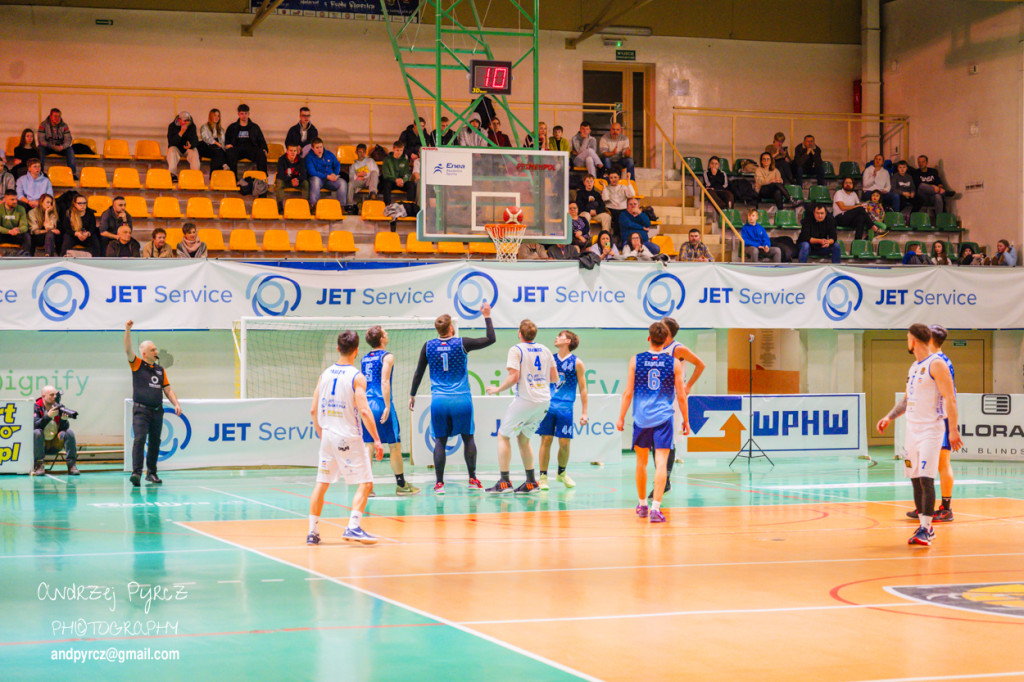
730, 334, 774, 467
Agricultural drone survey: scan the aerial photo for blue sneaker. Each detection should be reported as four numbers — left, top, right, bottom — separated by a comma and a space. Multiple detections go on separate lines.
635, 503, 648, 518
649, 509, 666, 523
908, 526, 931, 546
343, 527, 379, 545
306, 531, 320, 545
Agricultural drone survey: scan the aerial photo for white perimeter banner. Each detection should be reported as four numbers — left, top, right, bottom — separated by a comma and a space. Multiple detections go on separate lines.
893, 393, 1024, 461
3, 259, 1023, 331
0, 399, 35, 474
410, 394, 623, 469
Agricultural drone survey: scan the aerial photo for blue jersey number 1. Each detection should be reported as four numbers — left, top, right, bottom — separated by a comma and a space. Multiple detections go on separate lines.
441, 353, 449, 372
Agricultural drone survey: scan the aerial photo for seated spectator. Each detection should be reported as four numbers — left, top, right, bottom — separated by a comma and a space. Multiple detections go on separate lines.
305, 138, 346, 210
381, 141, 415, 206
142, 226, 174, 258
16, 159, 53, 211
930, 241, 951, 265
176, 222, 207, 259
435, 116, 458, 146
199, 108, 229, 171
399, 118, 427, 159
549, 125, 570, 153
105, 223, 140, 258
601, 170, 635, 229
913, 155, 956, 213
28, 193, 60, 256
587, 230, 620, 261
166, 111, 200, 182
347, 143, 380, 204
0, 190, 30, 252
98, 196, 133, 251
518, 241, 552, 260
487, 116, 512, 148
833, 176, 880, 240
37, 108, 77, 179
703, 156, 733, 210
861, 154, 898, 210
680, 228, 712, 262
618, 197, 660, 254
990, 239, 1017, 267
599, 122, 634, 179
862, 190, 889, 235
457, 113, 488, 147
622, 232, 657, 261
957, 245, 981, 266
892, 160, 915, 220
531, 121, 550, 150
0, 166, 13, 196
285, 107, 318, 157
225, 103, 269, 176
740, 208, 782, 263
754, 152, 789, 210
9, 128, 40, 179
60, 193, 100, 257
275, 144, 309, 212
903, 242, 926, 265
576, 174, 611, 232
568, 201, 590, 251
797, 204, 840, 263
792, 134, 825, 186
571, 121, 602, 177
765, 132, 794, 184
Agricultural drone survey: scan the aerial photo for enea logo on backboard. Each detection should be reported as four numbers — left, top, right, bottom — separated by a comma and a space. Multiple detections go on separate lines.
817, 273, 863, 322
428, 151, 473, 186
418, 407, 461, 456
447, 269, 498, 319
31, 267, 90, 322
245, 273, 302, 317
637, 271, 685, 320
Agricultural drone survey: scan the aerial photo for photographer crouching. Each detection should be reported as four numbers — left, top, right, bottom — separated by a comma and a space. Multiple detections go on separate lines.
33, 385, 79, 475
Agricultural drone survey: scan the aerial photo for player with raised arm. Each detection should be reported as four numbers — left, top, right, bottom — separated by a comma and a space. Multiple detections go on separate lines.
876, 324, 962, 546
409, 304, 496, 494
617, 321, 690, 523
486, 319, 558, 494
537, 330, 588, 490
361, 325, 420, 496
307, 330, 384, 546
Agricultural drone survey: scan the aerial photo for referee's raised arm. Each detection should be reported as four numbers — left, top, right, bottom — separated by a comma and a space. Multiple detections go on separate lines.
124, 319, 136, 360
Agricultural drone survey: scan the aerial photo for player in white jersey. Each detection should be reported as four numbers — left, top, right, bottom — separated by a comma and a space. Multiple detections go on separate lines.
307, 330, 384, 546
876, 324, 961, 547
486, 319, 558, 494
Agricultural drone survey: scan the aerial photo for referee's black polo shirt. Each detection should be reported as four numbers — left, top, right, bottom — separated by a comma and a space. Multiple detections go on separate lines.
129, 356, 169, 408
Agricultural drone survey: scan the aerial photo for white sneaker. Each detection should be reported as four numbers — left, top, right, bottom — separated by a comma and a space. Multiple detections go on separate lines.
538, 473, 549, 490
556, 472, 576, 488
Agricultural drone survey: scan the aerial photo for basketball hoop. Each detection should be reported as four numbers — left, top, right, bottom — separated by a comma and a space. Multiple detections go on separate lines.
485, 223, 527, 262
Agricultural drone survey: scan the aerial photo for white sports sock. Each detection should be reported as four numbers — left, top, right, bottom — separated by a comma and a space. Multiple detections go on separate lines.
920, 515, 932, 530
639, 498, 647, 507
651, 500, 661, 512
348, 510, 362, 530
308, 515, 319, 533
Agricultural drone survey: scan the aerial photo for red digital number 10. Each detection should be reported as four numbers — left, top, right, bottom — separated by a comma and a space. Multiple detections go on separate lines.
484, 66, 508, 89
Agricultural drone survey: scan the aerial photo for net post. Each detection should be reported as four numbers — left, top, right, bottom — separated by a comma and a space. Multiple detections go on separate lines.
239, 316, 249, 399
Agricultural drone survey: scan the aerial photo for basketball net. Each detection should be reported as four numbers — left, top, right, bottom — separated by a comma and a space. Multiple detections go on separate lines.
485, 223, 527, 262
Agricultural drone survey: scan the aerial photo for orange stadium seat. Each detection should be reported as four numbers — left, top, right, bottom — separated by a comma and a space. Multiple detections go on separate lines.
267, 143, 285, 161
87, 195, 112, 215
145, 168, 175, 190
134, 140, 163, 160
103, 139, 132, 160
186, 197, 216, 220
73, 138, 100, 159
651, 235, 678, 257
295, 230, 326, 253
229, 228, 259, 252
360, 200, 388, 221
47, 167, 75, 188
374, 232, 402, 255
78, 167, 108, 189
314, 199, 343, 221
153, 197, 182, 219
251, 198, 280, 220
164, 227, 183, 248
124, 196, 149, 218
261, 229, 292, 252
283, 199, 312, 220
210, 170, 238, 192
438, 240, 467, 255
469, 240, 497, 255
5, 137, 17, 158
406, 233, 437, 254
336, 145, 357, 165
112, 168, 142, 189
177, 169, 207, 191
218, 197, 249, 220
242, 170, 267, 182
327, 230, 358, 254
198, 228, 226, 252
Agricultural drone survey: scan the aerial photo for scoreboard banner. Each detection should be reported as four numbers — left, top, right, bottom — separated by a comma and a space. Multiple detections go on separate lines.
893, 393, 1024, 462
2, 259, 1023, 331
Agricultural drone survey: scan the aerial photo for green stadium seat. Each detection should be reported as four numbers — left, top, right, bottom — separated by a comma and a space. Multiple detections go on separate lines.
851, 239, 875, 260
935, 213, 958, 232
683, 157, 703, 174
807, 185, 831, 204
721, 208, 742, 232
733, 158, 756, 176
838, 240, 852, 260
784, 184, 803, 203
909, 212, 931, 231
757, 209, 772, 226
774, 210, 799, 228
821, 160, 837, 179
959, 241, 980, 256
838, 161, 861, 179
883, 211, 908, 230
877, 240, 902, 261
717, 157, 732, 176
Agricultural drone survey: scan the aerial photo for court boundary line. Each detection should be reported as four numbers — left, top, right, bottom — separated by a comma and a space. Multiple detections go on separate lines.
851, 671, 1024, 682
174, 521, 602, 682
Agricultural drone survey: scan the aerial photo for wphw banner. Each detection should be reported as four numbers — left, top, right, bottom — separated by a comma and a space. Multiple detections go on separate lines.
4, 259, 1024, 331
893, 393, 1024, 462
0, 399, 34, 475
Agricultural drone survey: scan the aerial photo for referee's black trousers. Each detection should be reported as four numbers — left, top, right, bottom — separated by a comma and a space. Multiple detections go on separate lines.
132, 404, 164, 476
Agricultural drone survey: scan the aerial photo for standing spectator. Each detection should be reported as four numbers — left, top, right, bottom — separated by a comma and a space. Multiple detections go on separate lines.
16, 159, 53, 211
587, 230, 620, 261
142, 226, 174, 258
398, 118, 427, 159
37, 108, 77, 179
599, 122, 634, 179
549, 125, 570, 153
792, 134, 825, 186
435, 116, 458, 146
10, 128, 40, 179
862, 154, 898, 210
618, 197, 660, 254
754, 152, 788, 211
680, 228, 712, 262
571, 121, 602, 177
797, 204, 840, 263
176, 222, 208, 259
347, 144, 380, 204
105, 223, 141, 258
199, 108, 229, 172
703, 156, 733, 210
568, 201, 590, 250
577, 174, 611, 233
930, 241, 951, 266
990, 239, 1017, 267
913, 155, 955, 213
892, 160, 916, 220
275, 144, 309, 212
224, 104, 269, 177
305, 138, 346, 210
764, 132, 794, 184
0, 190, 30, 252
28, 193, 61, 256
487, 117, 512, 148
285, 107, 319, 157
98, 196, 133, 251
381, 141, 415, 206
601, 170, 635, 230
832, 177, 875, 240
165, 111, 200, 182
457, 113, 488, 147
60, 193, 100, 257
740, 207, 782, 263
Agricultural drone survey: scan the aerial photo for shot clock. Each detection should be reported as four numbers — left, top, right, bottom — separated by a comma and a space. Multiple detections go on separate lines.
470, 59, 513, 95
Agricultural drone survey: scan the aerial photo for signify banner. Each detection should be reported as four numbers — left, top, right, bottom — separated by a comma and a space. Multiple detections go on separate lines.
0, 399, 33, 474
682, 394, 867, 458
248, 0, 419, 20
893, 393, 1024, 462
3, 260, 1024, 331
410, 395, 623, 469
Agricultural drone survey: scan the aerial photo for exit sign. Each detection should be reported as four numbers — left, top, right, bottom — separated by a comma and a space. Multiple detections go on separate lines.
952, 340, 967, 347
616, 50, 636, 61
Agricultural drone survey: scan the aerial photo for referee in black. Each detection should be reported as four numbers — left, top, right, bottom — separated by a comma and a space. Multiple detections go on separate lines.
124, 320, 182, 486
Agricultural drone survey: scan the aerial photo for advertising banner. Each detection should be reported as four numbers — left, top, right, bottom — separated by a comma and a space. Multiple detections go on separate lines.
0, 399, 34, 475
894, 393, 1024, 461
248, 0, 419, 21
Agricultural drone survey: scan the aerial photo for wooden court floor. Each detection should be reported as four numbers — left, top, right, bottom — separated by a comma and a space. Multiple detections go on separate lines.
4, 455, 1024, 681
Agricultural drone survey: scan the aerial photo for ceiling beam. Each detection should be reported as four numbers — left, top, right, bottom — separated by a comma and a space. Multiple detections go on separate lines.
241, 0, 284, 37
565, 0, 658, 49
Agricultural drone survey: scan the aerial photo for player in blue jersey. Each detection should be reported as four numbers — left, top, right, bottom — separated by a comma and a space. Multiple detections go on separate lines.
409, 303, 495, 494
361, 326, 420, 496
617, 321, 690, 523
537, 330, 589, 490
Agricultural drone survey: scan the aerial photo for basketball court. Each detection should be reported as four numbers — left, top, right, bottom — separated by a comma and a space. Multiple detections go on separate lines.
5, 453, 1024, 680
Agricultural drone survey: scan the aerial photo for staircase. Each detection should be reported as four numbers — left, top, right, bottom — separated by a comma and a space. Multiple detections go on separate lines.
634, 168, 731, 260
